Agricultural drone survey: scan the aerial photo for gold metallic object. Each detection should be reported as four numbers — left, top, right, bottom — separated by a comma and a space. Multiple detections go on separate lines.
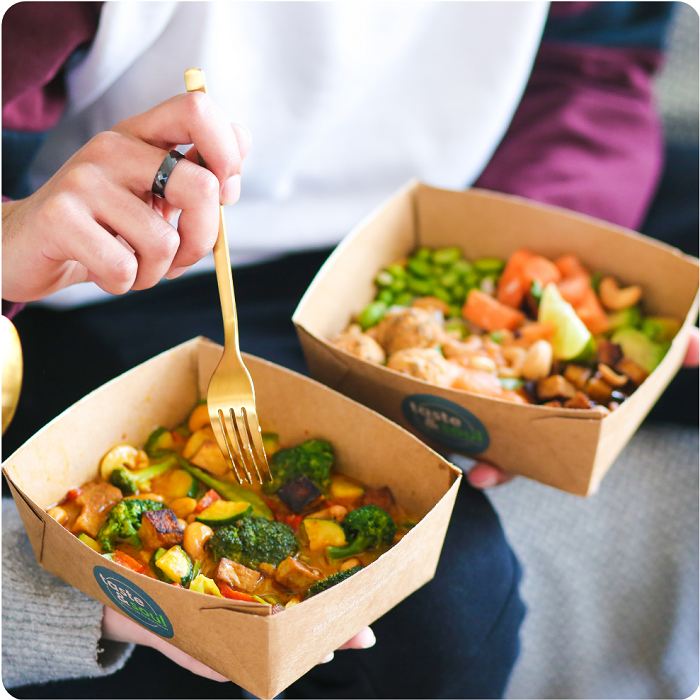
184, 68, 271, 484
1, 316, 23, 434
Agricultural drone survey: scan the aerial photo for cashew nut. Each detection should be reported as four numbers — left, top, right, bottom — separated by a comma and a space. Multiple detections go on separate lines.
598, 277, 642, 310
502, 346, 527, 373
340, 558, 362, 571
521, 340, 553, 381
169, 497, 198, 519
47, 506, 68, 525
598, 363, 628, 387
99, 445, 148, 480
183, 521, 213, 561
469, 355, 497, 373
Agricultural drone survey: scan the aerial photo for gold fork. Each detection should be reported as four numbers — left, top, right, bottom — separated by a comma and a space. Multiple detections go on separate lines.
184, 68, 271, 485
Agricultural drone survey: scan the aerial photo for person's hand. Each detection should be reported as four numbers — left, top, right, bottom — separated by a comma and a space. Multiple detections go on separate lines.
2, 92, 250, 303
102, 606, 375, 680
467, 326, 700, 489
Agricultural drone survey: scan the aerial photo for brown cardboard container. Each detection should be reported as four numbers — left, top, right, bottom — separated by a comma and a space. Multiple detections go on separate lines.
3, 337, 461, 699
293, 182, 699, 497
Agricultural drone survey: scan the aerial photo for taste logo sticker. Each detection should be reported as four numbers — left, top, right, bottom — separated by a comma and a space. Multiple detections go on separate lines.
94, 566, 174, 638
402, 394, 490, 453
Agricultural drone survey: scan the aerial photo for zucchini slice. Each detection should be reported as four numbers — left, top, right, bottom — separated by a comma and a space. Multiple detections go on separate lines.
195, 500, 253, 527
144, 427, 176, 459
157, 469, 199, 500
151, 545, 193, 586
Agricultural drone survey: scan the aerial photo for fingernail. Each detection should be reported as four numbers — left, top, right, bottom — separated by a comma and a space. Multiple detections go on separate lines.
233, 123, 252, 144
165, 266, 189, 280
320, 652, 334, 664
221, 173, 241, 205
360, 628, 376, 649
469, 471, 499, 488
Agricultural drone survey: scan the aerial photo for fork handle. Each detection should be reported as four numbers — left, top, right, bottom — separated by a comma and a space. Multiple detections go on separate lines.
185, 69, 241, 352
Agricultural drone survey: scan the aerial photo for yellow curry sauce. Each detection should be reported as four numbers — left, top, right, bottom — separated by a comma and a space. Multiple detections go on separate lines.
47, 403, 415, 611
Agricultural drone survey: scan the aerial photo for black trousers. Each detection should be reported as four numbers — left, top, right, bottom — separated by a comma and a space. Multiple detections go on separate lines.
5, 249, 525, 699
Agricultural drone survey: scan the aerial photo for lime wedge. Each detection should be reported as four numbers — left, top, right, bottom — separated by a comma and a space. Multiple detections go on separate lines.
538, 283, 593, 360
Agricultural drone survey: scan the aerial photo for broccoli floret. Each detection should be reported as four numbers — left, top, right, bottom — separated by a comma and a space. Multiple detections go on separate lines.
96, 499, 165, 553
263, 439, 334, 494
109, 457, 175, 495
305, 566, 363, 598
327, 505, 396, 560
209, 516, 298, 569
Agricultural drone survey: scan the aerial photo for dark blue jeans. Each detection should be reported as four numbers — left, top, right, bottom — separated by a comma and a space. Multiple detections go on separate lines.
5, 250, 525, 699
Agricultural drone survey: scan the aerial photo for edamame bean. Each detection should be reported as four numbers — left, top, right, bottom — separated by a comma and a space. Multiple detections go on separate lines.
433, 247, 462, 265
439, 272, 458, 288
407, 258, 431, 278
473, 257, 505, 275
358, 301, 388, 330
377, 289, 394, 305
375, 270, 394, 287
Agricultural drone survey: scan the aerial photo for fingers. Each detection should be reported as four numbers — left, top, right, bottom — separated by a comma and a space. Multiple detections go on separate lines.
101, 607, 228, 682
683, 327, 699, 367
467, 462, 515, 489
113, 92, 245, 202
318, 627, 377, 664
336, 626, 376, 650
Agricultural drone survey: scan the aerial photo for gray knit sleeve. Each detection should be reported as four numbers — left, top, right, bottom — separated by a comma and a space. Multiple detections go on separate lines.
2, 497, 134, 688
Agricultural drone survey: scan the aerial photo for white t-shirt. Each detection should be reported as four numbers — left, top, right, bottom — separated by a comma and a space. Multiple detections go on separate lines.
31, 1, 548, 307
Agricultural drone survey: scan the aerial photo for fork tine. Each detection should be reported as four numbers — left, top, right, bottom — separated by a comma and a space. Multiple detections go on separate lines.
233, 409, 263, 485
215, 409, 246, 485
240, 407, 268, 483
228, 408, 255, 485
243, 408, 273, 482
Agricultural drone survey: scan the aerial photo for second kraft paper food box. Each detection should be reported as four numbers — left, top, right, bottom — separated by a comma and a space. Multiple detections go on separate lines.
3, 337, 461, 699
293, 182, 699, 496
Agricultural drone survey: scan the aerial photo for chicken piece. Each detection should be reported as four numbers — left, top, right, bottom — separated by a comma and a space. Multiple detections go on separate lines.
371, 308, 444, 354
138, 509, 184, 551
360, 486, 396, 513
387, 348, 460, 387
331, 326, 386, 364
274, 556, 323, 592
73, 482, 123, 537
216, 557, 263, 594
449, 366, 522, 402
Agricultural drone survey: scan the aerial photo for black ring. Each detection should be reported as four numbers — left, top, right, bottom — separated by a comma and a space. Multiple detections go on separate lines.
151, 150, 185, 198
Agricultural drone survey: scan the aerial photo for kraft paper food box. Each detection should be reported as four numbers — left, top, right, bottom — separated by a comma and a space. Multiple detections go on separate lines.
3, 337, 461, 699
293, 182, 699, 497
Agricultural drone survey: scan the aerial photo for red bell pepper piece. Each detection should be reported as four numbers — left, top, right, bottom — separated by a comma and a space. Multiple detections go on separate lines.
217, 582, 255, 602
195, 488, 222, 513
112, 551, 146, 574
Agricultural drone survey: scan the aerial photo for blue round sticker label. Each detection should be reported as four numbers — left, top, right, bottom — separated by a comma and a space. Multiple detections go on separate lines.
94, 565, 174, 638
402, 394, 490, 453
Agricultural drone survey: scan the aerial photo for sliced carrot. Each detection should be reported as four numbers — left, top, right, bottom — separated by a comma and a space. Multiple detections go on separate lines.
462, 290, 525, 332
555, 254, 589, 279
497, 249, 535, 308
557, 274, 591, 307
195, 488, 222, 514
574, 287, 610, 336
520, 255, 561, 289
217, 583, 255, 602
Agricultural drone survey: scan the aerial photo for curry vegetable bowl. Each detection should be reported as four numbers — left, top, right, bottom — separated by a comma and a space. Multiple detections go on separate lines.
3, 337, 461, 699
47, 402, 419, 611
